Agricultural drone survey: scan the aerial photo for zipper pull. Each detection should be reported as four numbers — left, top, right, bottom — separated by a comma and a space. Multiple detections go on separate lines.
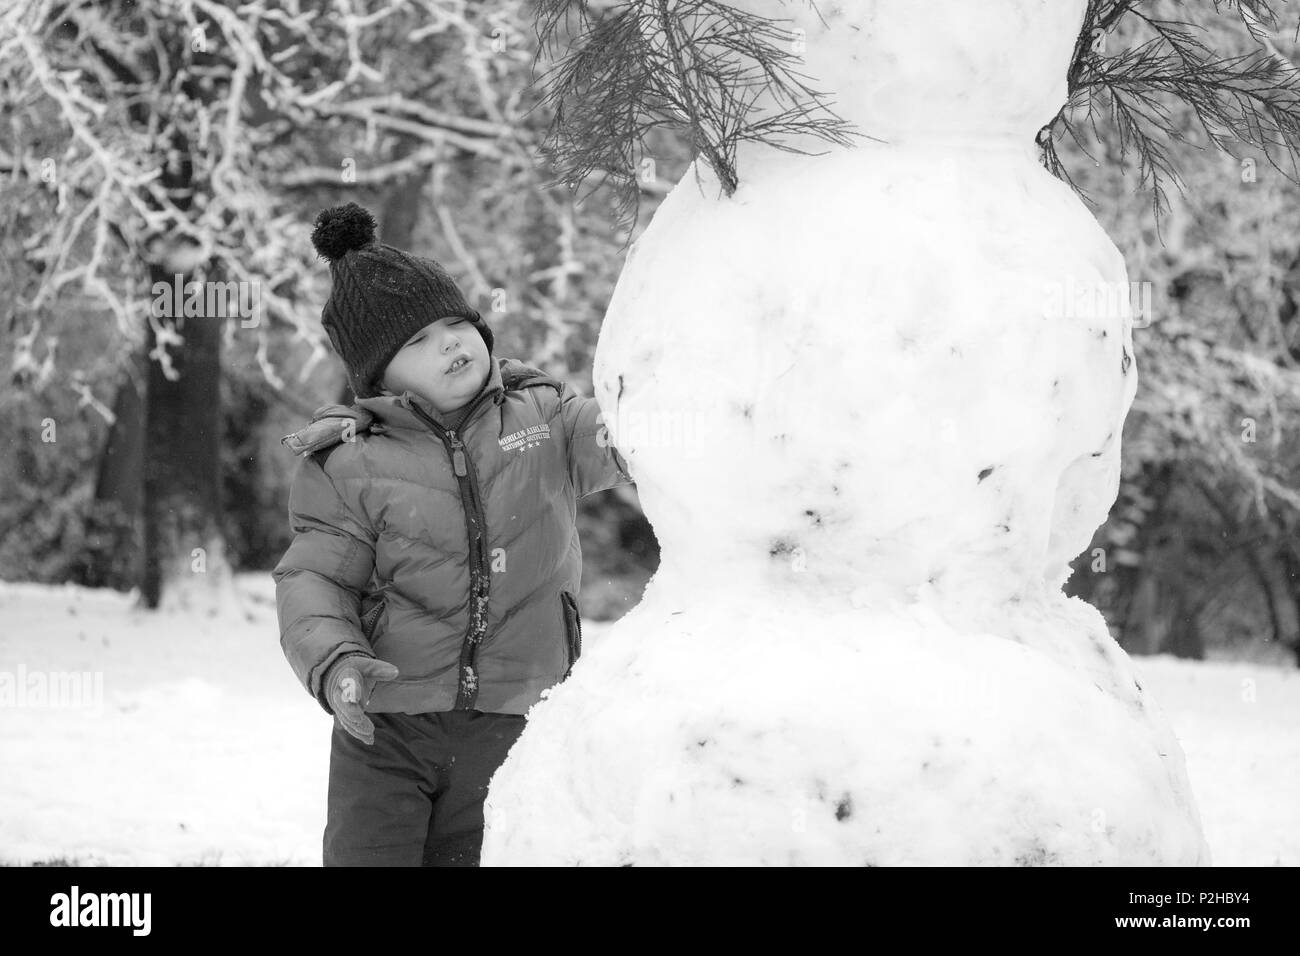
448, 433, 468, 477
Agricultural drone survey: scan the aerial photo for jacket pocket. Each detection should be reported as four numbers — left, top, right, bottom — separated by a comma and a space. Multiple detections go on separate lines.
560, 590, 582, 678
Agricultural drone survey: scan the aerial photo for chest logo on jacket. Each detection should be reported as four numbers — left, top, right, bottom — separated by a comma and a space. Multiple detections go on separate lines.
499, 423, 552, 453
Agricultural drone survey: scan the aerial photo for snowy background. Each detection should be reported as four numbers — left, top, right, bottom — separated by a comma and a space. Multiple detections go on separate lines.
0, 573, 1295, 867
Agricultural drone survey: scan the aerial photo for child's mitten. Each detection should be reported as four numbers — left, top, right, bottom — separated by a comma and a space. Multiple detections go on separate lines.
324, 654, 400, 745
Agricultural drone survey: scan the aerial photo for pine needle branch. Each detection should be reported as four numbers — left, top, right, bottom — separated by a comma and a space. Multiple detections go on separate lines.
526, 0, 863, 239
1042, 0, 1300, 241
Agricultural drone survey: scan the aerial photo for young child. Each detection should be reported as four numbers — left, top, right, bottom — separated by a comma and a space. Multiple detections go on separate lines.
273, 202, 634, 866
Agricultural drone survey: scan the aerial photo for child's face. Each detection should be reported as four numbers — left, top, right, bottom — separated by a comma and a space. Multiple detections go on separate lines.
378, 316, 490, 414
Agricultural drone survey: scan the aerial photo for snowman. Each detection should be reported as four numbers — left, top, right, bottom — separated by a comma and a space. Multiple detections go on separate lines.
482, 0, 1210, 865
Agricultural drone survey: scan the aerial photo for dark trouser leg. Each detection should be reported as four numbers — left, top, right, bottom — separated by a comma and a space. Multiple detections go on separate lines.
323, 713, 439, 867
422, 711, 528, 867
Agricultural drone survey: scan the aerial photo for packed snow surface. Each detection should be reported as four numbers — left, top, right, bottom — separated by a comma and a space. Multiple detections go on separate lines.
0, 577, 1293, 865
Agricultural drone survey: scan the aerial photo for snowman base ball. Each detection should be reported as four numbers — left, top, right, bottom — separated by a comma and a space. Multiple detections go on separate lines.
483, 590, 1208, 866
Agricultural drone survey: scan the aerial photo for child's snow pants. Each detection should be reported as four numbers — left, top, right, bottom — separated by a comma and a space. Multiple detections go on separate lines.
323, 709, 527, 866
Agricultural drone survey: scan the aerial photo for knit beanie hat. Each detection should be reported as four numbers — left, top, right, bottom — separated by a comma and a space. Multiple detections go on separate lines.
310, 202, 494, 398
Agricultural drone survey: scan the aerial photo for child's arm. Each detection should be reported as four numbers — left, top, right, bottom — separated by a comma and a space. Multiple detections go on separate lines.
558, 381, 635, 498
272, 454, 379, 713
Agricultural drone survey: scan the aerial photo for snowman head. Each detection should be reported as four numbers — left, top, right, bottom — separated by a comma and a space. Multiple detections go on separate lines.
728, 0, 1086, 145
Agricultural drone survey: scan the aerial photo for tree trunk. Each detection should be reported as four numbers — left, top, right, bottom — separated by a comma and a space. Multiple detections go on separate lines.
86, 346, 148, 589
139, 260, 231, 610
1165, 591, 1205, 660
1118, 462, 1176, 655
93, 348, 146, 516
1271, 543, 1300, 667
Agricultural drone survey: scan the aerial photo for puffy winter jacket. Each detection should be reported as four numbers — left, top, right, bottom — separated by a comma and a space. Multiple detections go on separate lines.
272, 356, 634, 716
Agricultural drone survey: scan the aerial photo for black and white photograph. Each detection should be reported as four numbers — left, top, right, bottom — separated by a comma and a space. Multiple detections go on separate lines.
0, 0, 1296, 908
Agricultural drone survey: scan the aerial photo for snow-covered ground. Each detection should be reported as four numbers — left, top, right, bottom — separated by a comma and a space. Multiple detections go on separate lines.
0, 574, 1294, 866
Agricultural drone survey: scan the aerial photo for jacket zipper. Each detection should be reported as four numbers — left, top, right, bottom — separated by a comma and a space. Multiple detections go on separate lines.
561, 591, 582, 679
406, 388, 496, 710
360, 596, 384, 641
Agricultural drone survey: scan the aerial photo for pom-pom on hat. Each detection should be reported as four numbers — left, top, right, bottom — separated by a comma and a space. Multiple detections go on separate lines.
310, 201, 494, 398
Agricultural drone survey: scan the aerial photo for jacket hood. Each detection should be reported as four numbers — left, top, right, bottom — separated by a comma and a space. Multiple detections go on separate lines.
281, 357, 560, 457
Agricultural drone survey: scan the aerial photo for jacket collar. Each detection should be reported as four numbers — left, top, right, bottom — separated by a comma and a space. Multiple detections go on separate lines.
356, 355, 507, 432
281, 357, 565, 457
